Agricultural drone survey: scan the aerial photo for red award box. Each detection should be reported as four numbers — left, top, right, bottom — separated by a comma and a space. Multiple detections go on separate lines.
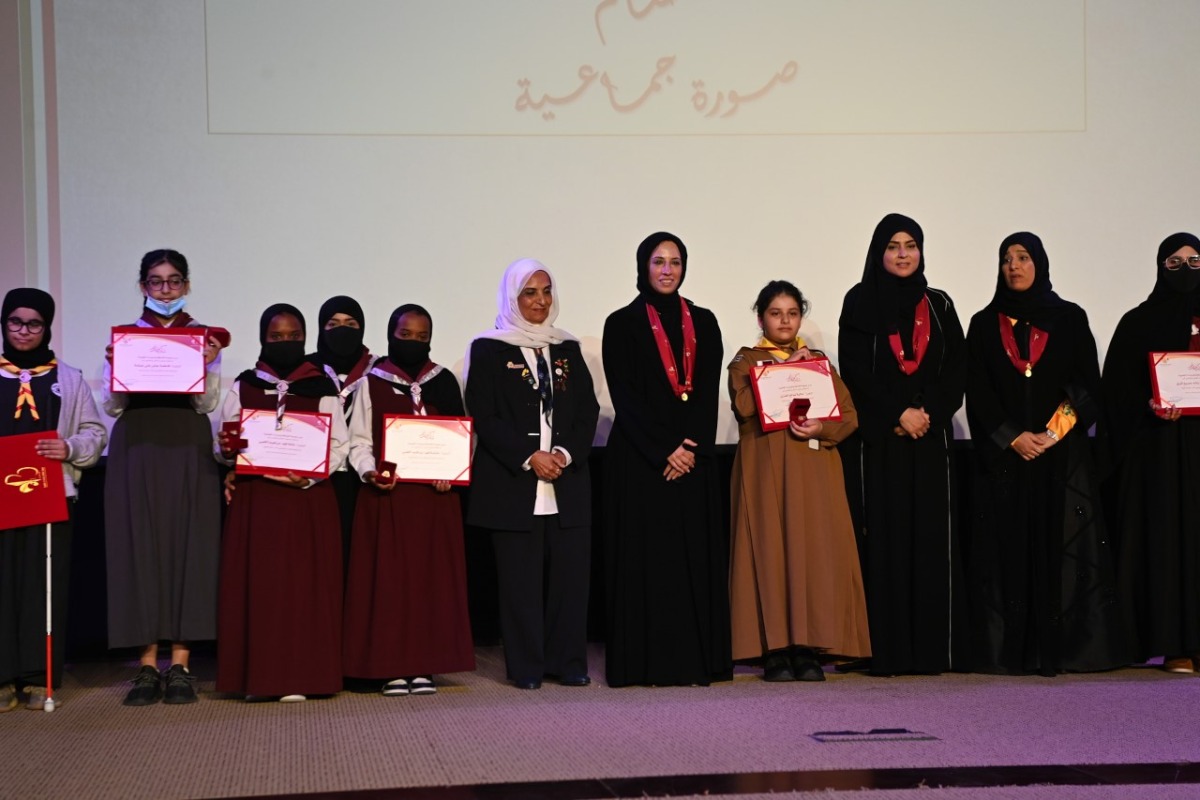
0, 432, 69, 529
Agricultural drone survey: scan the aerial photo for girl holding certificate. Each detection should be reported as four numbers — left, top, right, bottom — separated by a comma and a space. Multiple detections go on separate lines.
728, 280, 869, 682
216, 304, 348, 702
1102, 232, 1200, 673
103, 249, 225, 706
343, 304, 475, 696
602, 232, 731, 688
965, 232, 1130, 675
837, 214, 970, 676
0, 288, 106, 711
466, 260, 599, 690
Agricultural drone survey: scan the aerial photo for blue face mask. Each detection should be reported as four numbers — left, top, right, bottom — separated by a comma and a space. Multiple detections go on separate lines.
145, 295, 187, 317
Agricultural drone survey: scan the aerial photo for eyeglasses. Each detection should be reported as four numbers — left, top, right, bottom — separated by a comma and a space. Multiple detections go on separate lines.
6, 317, 45, 334
142, 276, 187, 289
1164, 255, 1200, 270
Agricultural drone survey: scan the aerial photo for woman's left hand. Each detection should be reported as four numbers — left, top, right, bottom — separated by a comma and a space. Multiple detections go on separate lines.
789, 418, 823, 440
34, 438, 68, 461
264, 471, 308, 487
432, 480, 452, 493
204, 336, 222, 365
784, 347, 813, 363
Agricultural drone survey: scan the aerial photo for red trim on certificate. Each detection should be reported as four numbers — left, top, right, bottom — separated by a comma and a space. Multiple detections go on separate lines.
1149, 351, 1200, 416
748, 357, 843, 432
110, 326, 208, 394
234, 409, 333, 479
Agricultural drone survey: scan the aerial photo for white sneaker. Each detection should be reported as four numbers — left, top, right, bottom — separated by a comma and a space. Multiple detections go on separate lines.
279, 694, 307, 703
382, 678, 409, 697
409, 676, 436, 695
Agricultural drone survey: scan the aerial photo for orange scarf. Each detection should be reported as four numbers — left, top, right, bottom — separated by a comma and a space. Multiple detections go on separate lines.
0, 356, 56, 420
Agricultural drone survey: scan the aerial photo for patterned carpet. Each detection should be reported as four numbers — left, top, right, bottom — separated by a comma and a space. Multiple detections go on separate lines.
3, 645, 1200, 799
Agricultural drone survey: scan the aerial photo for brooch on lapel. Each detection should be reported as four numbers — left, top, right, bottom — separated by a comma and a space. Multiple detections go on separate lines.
553, 357, 569, 392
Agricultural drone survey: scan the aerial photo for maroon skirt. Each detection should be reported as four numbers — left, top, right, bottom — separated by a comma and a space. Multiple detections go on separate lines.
217, 477, 343, 696
342, 483, 475, 678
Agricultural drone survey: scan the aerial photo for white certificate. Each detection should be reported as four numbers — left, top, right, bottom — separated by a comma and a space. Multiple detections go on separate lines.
235, 409, 333, 479
749, 357, 842, 432
110, 326, 207, 394
1150, 352, 1200, 415
381, 415, 473, 485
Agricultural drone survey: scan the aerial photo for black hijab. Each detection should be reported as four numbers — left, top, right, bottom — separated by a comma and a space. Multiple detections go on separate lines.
1127, 232, 1200, 352
986, 232, 1069, 322
2, 288, 56, 369
238, 303, 336, 397
636, 231, 688, 311
314, 295, 367, 375
841, 213, 928, 336
386, 303, 433, 376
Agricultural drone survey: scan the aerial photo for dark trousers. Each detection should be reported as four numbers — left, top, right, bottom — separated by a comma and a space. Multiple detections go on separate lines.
0, 511, 73, 689
491, 516, 590, 681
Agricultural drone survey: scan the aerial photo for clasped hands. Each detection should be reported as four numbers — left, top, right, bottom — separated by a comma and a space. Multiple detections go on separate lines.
664, 439, 698, 481
530, 449, 567, 482
1010, 430, 1058, 461
893, 407, 931, 439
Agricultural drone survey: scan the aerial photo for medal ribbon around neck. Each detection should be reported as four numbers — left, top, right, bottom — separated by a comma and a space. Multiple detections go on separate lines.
997, 313, 1049, 378
888, 295, 931, 375
645, 296, 696, 401
0, 357, 55, 420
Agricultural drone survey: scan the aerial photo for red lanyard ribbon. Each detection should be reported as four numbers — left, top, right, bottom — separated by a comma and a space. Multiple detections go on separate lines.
997, 313, 1048, 377
645, 296, 696, 401
887, 295, 930, 375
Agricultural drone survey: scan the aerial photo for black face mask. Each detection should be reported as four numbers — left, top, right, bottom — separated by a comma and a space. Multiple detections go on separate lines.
321, 325, 363, 358
259, 341, 306, 375
388, 339, 431, 372
1164, 267, 1200, 295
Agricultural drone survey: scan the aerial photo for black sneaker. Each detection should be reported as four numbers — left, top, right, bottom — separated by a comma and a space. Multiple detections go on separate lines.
123, 665, 164, 706
162, 664, 198, 704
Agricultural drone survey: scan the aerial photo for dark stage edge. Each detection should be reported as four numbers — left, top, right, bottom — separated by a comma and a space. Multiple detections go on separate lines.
213, 762, 1200, 799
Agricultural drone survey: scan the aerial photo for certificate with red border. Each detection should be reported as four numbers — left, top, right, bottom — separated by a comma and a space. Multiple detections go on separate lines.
749, 358, 842, 432
235, 409, 333, 479
1149, 351, 1200, 415
110, 326, 207, 394
0, 432, 68, 529
381, 415, 473, 485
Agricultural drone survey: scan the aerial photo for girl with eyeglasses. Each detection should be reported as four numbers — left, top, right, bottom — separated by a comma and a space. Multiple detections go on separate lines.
0, 289, 106, 711
102, 249, 228, 706
1102, 233, 1200, 674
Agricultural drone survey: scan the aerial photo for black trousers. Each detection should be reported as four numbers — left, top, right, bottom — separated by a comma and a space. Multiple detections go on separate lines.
491, 516, 590, 681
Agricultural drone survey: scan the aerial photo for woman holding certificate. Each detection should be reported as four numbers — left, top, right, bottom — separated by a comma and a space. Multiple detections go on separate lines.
343, 303, 475, 696
216, 304, 348, 701
466, 259, 599, 690
728, 280, 869, 682
103, 249, 225, 706
837, 214, 970, 676
0, 288, 106, 711
1102, 232, 1200, 673
602, 232, 732, 688
965, 232, 1129, 675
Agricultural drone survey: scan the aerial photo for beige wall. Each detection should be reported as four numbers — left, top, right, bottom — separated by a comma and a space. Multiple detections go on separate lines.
0, 1, 26, 290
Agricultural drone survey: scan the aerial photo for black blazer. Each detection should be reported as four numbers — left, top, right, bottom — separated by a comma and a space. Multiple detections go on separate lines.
465, 337, 599, 531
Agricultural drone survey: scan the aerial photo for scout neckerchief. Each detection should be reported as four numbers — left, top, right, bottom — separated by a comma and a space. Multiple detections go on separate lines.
753, 335, 807, 363
998, 313, 1049, 378
645, 296, 696, 401
0, 356, 56, 420
888, 294, 931, 375
370, 360, 444, 416
254, 361, 324, 429
323, 350, 375, 408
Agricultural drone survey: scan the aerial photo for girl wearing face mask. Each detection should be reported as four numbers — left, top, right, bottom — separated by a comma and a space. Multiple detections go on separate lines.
965, 233, 1130, 676
342, 304, 475, 697
1102, 233, 1200, 674
0, 289, 106, 712
215, 304, 349, 702
103, 249, 227, 707
309, 296, 377, 576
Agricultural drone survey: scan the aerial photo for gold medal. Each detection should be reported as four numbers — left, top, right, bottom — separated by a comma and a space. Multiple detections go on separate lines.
1024, 364, 1032, 378
681, 392, 689, 402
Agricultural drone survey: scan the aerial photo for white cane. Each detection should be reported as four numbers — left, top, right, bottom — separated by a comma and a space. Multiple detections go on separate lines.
44, 522, 55, 713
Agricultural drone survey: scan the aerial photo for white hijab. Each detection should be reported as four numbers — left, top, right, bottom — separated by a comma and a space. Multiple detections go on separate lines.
472, 258, 579, 349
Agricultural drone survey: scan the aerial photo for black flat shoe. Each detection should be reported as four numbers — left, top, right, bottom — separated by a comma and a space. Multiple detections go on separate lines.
559, 675, 591, 687
513, 678, 542, 690
123, 665, 164, 706
792, 655, 826, 682
762, 652, 795, 682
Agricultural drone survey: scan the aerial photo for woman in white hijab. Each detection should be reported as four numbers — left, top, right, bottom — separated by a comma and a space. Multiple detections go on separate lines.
465, 259, 600, 690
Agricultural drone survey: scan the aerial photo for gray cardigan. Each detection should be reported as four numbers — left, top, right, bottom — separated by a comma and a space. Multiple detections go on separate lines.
0, 360, 107, 498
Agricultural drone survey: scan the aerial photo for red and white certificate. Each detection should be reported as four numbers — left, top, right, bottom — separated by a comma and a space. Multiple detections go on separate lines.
0, 432, 68, 529
1150, 351, 1200, 415
235, 409, 333, 479
749, 357, 842, 432
110, 326, 207, 394
381, 415, 473, 485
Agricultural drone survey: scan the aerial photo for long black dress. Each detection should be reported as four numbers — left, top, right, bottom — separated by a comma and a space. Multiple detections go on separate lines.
965, 233, 1129, 675
840, 285, 970, 674
602, 294, 732, 687
1101, 233, 1200, 662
